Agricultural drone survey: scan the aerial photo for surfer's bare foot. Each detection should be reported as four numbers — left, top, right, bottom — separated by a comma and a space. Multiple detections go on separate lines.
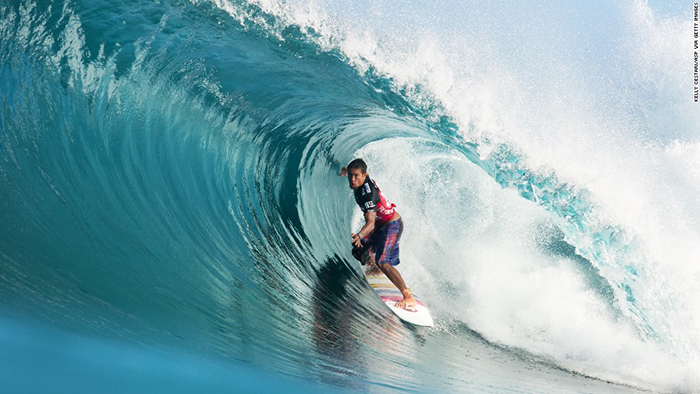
395, 291, 417, 310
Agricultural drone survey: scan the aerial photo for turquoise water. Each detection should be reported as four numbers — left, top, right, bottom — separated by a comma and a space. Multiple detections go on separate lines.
1, 0, 698, 392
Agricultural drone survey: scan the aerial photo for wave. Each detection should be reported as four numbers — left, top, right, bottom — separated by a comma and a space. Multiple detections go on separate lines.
1, 0, 698, 392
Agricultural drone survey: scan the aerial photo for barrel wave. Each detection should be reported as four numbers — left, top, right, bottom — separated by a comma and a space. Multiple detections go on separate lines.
1, 0, 698, 393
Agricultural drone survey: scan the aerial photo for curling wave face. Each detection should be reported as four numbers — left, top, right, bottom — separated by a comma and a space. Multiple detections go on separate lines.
0, 0, 698, 392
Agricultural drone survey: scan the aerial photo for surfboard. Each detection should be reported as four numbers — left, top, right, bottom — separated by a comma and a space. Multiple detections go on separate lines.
365, 267, 434, 327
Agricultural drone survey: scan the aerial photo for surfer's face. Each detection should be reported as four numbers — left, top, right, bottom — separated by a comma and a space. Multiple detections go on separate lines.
348, 168, 367, 189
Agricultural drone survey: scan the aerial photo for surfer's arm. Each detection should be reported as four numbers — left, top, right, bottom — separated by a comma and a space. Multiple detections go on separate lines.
358, 211, 376, 237
351, 211, 376, 246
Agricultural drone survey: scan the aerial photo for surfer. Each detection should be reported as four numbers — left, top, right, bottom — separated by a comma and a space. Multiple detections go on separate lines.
340, 158, 417, 310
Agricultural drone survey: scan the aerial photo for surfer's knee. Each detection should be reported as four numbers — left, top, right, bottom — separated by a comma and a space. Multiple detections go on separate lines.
363, 250, 375, 266
365, 250, 375, 265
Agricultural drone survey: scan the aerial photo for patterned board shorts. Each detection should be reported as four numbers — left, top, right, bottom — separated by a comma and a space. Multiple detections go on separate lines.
352, 218, 404, 266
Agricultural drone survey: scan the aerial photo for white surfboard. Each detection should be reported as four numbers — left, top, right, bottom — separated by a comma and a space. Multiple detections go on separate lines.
365, 267, 434, 327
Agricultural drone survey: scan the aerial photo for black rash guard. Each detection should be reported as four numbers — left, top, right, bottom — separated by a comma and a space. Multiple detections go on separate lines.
353, 176, 396, 225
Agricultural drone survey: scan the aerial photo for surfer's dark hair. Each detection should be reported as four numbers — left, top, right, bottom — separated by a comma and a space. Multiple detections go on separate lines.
347, 158, 367, 173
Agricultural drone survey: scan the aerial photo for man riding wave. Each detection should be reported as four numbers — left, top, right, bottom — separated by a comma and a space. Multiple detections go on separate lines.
340, 158, 417, 310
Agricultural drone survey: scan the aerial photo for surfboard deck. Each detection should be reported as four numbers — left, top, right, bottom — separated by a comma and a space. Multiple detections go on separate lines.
365, 267, 434, 327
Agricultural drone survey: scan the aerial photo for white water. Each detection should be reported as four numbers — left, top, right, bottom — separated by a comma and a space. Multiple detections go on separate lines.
359, 138, 698, 391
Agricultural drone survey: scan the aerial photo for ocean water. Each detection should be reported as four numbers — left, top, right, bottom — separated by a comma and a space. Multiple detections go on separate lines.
1, 0, 698, 392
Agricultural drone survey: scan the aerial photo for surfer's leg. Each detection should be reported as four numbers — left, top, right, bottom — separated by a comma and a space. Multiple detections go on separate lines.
378, 264, 417, 309
362, 247, 375, 267
352, 241, 372, 265
375, 219, 416, 309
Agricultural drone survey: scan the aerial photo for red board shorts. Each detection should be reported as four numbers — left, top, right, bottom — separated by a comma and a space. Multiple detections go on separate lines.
352, 218, 403, 266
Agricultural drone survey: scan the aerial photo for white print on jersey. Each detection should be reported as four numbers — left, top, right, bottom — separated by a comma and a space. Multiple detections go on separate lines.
378, 205, 392, 215
364, 201, 375, 209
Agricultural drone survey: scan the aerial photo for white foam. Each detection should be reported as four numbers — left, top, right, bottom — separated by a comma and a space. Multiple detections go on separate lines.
357, 138, 700, 391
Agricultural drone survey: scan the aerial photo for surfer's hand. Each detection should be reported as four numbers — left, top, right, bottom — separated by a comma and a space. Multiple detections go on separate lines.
351, 233, 362, 247
339, 166, 347, 177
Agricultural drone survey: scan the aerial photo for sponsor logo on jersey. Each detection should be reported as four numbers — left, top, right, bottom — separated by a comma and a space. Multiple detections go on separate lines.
364, 183, 371, 194
378, 205, 393, 215
364, 201, 375, 210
